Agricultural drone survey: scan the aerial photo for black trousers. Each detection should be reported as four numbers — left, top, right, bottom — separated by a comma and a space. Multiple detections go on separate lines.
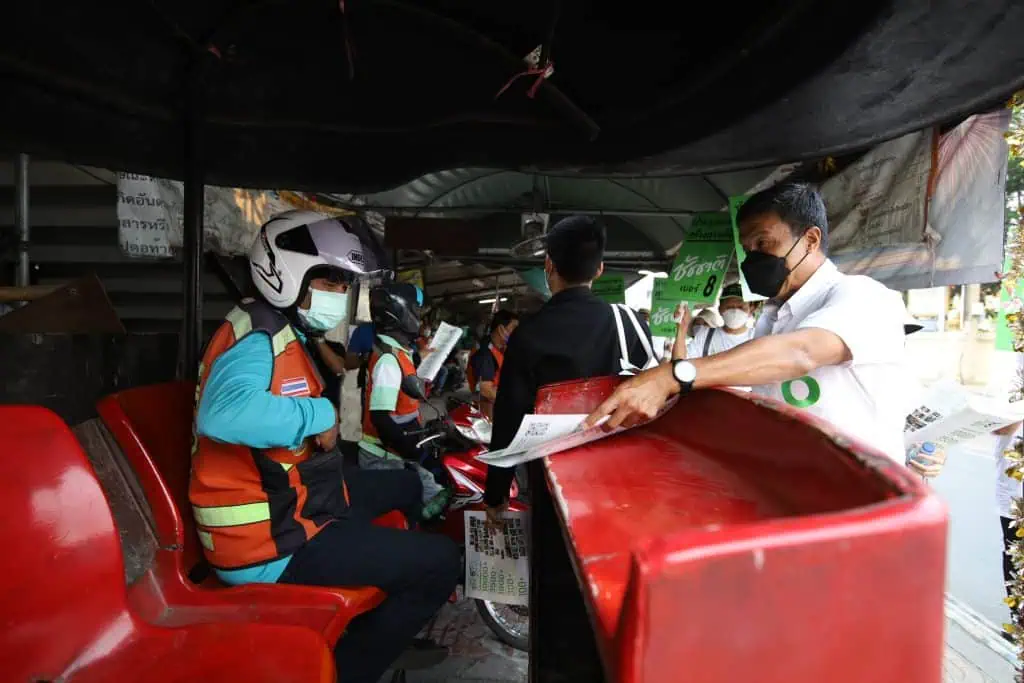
280, 468, 460, 683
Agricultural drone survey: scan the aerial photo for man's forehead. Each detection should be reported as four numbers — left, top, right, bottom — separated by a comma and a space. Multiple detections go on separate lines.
738, 212, 787, 240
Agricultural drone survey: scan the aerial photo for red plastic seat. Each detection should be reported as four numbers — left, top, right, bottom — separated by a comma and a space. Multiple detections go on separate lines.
0, 405, 334, 683
97, 382, 395, 646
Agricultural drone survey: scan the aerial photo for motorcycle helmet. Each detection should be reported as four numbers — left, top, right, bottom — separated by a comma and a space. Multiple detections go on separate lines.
370, 283, 423, 339
249, 210, 389, 309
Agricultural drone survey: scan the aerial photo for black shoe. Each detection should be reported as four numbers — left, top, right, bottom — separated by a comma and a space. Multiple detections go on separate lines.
391, 639, 448, 671
1002, 629, 1016, 644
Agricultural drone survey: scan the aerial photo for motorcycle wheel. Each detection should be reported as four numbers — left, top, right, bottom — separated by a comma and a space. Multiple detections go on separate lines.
475, 598, 529, 651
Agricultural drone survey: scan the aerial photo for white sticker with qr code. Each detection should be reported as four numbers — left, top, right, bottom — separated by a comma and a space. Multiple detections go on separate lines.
464, 510, 529, 606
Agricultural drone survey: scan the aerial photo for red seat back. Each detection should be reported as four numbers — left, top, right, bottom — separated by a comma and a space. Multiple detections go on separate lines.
0, 406, 129, 679
97, 382, 199, 566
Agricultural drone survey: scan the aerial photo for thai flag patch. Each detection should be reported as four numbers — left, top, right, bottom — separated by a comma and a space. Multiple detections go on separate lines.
280, 377, 311, 397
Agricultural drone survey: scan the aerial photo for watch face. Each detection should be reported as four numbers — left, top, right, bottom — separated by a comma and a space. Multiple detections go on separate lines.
674, 361, 697, 384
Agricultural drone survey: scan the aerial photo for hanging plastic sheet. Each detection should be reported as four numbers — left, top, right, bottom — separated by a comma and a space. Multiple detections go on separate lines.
824, 110, 1010, 289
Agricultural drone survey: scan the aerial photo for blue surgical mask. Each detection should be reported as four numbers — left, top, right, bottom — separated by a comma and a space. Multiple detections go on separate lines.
298, 288, 349, 331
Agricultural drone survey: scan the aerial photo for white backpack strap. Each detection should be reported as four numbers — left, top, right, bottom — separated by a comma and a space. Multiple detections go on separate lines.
606, 305, 630, 376
611, 304, 631, 371
619, 305, 657, 370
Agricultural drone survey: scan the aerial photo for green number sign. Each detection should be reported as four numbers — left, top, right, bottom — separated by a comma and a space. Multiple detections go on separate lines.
781, 376, 821, 408
591, 274, 626, 304
649, 279, 682, 337
664, 212, 734, 305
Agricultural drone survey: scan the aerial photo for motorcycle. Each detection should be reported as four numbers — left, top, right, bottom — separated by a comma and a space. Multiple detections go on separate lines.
414, 399, 530, 651
445, 395, 529, 500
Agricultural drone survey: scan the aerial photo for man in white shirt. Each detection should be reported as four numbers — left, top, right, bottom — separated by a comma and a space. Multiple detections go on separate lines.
675, 283, 754, 359
585, 181, 910, 464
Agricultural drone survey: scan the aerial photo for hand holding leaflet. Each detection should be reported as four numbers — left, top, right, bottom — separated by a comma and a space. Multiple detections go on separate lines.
476, 399, 675, 468
416, 322, 463, 382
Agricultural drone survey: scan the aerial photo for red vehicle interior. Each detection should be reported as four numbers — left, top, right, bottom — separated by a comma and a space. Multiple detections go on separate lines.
534, 377, 947, 683
0, 376, 948, 682
0, 405, 335, 683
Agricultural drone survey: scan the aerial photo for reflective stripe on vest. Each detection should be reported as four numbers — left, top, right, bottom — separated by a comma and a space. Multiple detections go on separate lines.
193, 501, 271, 527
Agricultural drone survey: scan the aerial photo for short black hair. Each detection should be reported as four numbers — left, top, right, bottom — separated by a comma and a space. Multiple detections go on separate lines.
736, 182, 829, 253
489, 309, 518, 334
545, 215, 606, 285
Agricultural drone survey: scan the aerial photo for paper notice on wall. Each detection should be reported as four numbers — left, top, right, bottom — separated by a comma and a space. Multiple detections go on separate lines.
116, 174, 370, 258
823, 129, 933, 254
904, 380, 1024, 448
464, 511, 529, 606
116, 173, 176, 259
417, 322, 463, 382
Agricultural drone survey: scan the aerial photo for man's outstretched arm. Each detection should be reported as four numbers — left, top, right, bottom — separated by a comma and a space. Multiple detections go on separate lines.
584, 327, 850, 429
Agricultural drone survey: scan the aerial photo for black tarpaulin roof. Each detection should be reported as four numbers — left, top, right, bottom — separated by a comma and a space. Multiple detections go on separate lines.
2, 0, 1024, 192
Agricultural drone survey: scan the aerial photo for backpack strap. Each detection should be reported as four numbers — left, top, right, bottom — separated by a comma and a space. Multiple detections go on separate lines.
618, 304, 657, 370
611, 304, 657, 375
610, 304, 631, 373
702, 328, 716, 358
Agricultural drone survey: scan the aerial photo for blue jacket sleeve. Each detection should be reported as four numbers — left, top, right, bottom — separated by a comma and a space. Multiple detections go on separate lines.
348, 324, 374, 355
196, 333, 336, 450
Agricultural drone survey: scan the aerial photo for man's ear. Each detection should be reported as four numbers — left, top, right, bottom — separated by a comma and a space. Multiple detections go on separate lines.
544, 254, 554, 275
805, 226, 823, 253
595, 262, 605, 280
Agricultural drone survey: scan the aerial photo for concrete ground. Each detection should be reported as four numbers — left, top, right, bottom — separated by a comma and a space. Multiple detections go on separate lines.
381, 599, 1010, 683
382, 599, 527, 683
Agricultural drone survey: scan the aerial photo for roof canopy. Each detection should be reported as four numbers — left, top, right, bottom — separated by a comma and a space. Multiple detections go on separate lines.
3, 1, 1024, 191
344, 166, 788, 257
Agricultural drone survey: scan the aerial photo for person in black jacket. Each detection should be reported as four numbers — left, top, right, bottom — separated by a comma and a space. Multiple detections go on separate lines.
483, 216, 655, 523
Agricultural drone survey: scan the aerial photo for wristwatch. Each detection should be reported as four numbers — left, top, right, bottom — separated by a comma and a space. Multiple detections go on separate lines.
671, 360, 697, 394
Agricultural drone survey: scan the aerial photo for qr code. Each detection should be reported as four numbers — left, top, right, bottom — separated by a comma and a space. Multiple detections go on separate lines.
906, 407, 942, 431
467, 516, 528, 560
524, 422, 549, 438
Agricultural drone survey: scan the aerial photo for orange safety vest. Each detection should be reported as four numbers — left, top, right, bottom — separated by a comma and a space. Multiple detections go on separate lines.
359, 336, 420, 460
468, 344, 504, 419
189, 298, 348, 570
468, 344, 504, 392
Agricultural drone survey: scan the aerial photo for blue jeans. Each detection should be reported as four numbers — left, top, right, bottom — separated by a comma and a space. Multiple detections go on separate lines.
433, 365, 449, 393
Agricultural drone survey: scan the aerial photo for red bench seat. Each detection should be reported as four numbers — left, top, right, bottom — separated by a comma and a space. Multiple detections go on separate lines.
98, 382, 397, 646
0, 405, 334, 683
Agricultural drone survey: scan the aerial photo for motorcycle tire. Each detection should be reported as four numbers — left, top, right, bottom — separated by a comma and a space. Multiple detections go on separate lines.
475, 598, 529, 652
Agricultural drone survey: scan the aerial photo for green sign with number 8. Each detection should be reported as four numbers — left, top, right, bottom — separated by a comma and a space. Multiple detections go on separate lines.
665, 212, 734, 305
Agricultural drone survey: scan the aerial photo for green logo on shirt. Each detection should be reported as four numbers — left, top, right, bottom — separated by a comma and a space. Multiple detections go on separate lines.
781, 376, 821, 408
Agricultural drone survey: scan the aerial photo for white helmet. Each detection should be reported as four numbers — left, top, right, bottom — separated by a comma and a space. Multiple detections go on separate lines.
249, 210, 386, 309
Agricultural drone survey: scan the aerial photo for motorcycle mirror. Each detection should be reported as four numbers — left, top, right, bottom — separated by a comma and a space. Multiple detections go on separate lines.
401, 374, 428, 401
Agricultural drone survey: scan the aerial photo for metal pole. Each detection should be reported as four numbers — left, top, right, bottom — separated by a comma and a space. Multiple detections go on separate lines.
14, 154, 30, 289
180, 60, 206, 379
347, 205, 700, 219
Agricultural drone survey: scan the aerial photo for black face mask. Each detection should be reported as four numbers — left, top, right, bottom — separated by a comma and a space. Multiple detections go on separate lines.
740, 234, 809, 299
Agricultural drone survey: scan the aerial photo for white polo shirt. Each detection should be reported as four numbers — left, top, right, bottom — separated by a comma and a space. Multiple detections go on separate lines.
751, 259, 910, 463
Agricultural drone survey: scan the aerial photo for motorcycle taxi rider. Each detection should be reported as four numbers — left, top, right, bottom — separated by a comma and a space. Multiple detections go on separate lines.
358, 282, 453, 520
190, 210, 459, 683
